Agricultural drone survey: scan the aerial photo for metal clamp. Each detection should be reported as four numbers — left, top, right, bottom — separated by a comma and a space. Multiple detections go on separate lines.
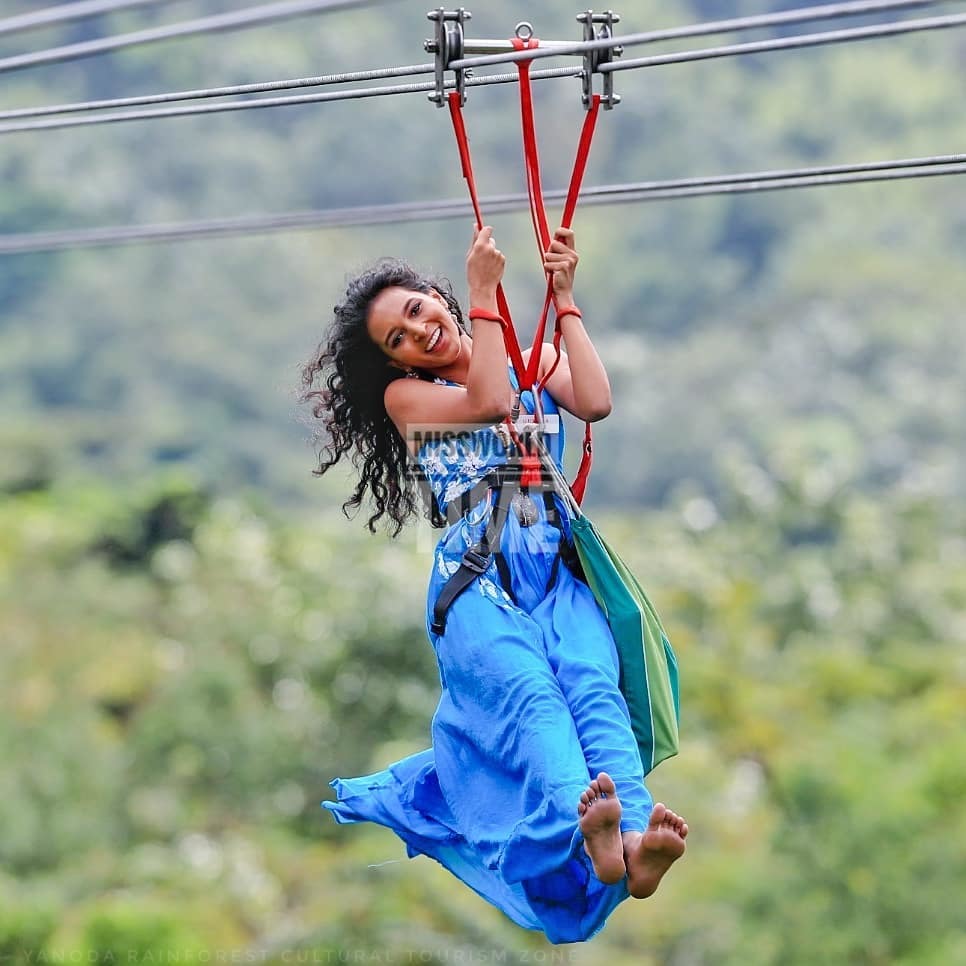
425, 8, 470, 106
577, 10, 622, 110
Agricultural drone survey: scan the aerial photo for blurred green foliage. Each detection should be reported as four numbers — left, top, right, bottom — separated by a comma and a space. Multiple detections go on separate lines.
1, 468, 963, 962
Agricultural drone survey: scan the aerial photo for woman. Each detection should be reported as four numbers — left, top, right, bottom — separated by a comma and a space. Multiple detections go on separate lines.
302, 225, 687, 943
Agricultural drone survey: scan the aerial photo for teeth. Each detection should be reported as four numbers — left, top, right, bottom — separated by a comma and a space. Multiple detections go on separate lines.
427, 326, 441, 351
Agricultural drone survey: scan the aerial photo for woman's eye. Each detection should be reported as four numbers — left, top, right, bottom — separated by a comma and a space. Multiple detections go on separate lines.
410, 301, 421, 317
392, 332, 404, 347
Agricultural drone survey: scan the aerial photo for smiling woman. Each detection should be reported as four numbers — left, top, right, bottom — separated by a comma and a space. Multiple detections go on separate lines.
299, 225, 687, 944
299, 258, 472, 533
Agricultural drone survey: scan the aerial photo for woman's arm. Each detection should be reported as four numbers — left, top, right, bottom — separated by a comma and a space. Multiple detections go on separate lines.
462, 225, 514, 419
527, 227, 612, 422
385, 226, 513, 439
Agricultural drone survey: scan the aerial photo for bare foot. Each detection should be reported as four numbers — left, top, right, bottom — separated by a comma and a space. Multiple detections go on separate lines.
577, 772, 626, 885
622, 802, 688, 899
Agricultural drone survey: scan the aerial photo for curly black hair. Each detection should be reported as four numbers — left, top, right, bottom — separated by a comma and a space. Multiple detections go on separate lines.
300, 259, 469, 536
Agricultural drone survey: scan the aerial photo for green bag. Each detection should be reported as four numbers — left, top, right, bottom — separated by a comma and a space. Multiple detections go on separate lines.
531, 435, 680, 774
569, 514, 681, 775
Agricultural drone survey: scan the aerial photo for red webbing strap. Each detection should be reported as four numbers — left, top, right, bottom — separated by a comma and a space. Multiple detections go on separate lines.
447, 92, 527, 384
536, 93, 601, 392
512, 37, 551, 258
571, 422, 593, 505
562, 94, 602, 231
533, 94, 603, 504
512, 37, 555, 391
447, 57, 603, 504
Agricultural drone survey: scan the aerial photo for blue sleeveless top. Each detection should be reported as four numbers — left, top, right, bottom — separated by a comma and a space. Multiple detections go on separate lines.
415, 368, 566, 516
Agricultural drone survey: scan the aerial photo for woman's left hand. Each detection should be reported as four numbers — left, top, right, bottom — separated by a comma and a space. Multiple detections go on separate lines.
543, 227, 579, 301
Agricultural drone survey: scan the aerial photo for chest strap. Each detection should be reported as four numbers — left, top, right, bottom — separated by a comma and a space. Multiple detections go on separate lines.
430, 472, 584, 636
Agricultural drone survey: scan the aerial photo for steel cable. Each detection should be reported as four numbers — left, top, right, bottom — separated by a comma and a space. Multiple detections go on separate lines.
0, 62, 437, 122
0, 67, 584, 135
0, 0, 956, 121
1, 154, 963, 254
447, 0, 952, 70
0, 0, 395, 75
602, 9, 966, 73
0, 1, 173, 39
1, 7, 964, 134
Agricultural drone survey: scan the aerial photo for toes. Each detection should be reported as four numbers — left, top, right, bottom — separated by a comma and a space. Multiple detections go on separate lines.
577, 801, 587, 816
648, 803, 668, 829
596, 772, 617, 796
680, 822, 689, 839
580, 790, 593, 806
661, 808, 686, 835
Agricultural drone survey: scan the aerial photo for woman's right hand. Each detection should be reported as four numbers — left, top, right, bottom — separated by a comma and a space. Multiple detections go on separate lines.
466, 225, 505, 301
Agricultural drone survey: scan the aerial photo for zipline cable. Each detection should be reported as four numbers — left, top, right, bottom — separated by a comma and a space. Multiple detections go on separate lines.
2, 10, 965, 134
602, 9, 966, 73
3, 6, 966, 135
0, 1, 174, 39
0, 67, 585, 135
447, 0, 954, 70
0, 0, 395, 76
0, 0, 953, 121
1, 153, 963, 254
0, 62, 437, 122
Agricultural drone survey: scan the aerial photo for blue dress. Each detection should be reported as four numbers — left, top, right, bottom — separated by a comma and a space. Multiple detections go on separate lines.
324, 374, 653, 944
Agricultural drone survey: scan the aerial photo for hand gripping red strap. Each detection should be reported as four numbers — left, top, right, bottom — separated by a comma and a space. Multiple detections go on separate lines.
447, 92, 527, 381
446, 42, 603, 503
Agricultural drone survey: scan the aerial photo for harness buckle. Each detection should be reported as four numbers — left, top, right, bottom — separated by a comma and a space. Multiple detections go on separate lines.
461, 545, 490, 574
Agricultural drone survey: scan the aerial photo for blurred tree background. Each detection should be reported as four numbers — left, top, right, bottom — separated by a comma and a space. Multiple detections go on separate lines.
0, 0, 964, 962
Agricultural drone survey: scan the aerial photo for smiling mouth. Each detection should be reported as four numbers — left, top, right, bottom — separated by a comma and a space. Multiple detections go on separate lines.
426, 326, 443, 353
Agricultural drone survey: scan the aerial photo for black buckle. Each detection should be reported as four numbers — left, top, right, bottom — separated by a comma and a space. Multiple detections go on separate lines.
461, 545, 490, 573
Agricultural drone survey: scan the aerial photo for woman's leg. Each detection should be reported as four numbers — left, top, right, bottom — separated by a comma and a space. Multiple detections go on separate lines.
427, 560, 593, 885
531, 564, 654, 834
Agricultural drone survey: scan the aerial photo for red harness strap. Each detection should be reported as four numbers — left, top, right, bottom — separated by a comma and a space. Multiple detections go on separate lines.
446, 37, 602, 504
446, 93, 527, 382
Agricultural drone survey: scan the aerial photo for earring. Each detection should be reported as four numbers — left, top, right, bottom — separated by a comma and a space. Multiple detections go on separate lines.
406, 369, 420, 379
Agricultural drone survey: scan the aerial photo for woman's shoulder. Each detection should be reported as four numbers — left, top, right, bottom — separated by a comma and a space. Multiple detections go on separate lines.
383, 373, 450, 408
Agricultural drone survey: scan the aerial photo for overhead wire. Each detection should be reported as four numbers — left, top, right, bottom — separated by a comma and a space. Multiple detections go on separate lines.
0, 61, 437, 122
446, 0, 954, 70
0, 0, 395, 76
1, 153, 963, 254
0, 0, 966, 134
0, 0, 954, 123
2, 7, 966, 135
601, 9, 966, 73
0, 66, 584, 134
0, 0, 174, 39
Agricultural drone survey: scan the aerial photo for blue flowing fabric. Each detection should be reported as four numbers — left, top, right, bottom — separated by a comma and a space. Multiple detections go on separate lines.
324, 374, 653, 944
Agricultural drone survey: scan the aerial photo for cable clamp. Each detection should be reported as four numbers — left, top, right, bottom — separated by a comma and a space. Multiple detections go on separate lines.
577, 10, 622, 110
425, 8, 470, 107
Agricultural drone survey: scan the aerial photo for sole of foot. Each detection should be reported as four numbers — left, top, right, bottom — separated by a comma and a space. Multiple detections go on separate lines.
625, 802, 688, 899
578, 772, 626, 885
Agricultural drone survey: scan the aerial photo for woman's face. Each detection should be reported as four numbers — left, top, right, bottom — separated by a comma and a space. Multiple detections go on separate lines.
366, 286, 464, 372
